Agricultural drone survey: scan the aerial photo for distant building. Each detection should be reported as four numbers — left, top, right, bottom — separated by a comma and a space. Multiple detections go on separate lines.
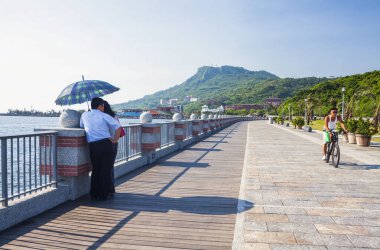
201, 105, 223, 113
175, 105, 183, 113
183, 95, 199, 103
120, 109, 143, 118
183, 96, 191, 103
266, 98, 282, 107
157, 106, 175, 113
160, 99, 170, 105
169, 99, 178, 106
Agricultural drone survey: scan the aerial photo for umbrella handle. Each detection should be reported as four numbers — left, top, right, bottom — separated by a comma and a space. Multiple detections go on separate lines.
82, 75, 90, 111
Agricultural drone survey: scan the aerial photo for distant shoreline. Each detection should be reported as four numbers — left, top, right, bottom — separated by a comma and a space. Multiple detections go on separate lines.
0, 114, 60, 117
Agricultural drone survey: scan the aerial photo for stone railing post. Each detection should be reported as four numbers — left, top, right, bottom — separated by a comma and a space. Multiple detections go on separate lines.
175, 121, 187, 142
215, 119, 220, 130
36, 128, 92, 200
141, 123, 161, 164
209, 119, 215, 132
191, 120, 202, 138
202, 119, 209, 134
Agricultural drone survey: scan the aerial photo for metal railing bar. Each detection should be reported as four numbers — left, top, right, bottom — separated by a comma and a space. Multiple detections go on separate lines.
0, 131, 58, 140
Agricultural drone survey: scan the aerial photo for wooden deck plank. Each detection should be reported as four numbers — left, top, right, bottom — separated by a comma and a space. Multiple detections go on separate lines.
0, 122, 248, 249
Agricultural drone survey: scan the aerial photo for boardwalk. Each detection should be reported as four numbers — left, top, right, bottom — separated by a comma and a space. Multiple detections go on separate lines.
0, 123, 250, 249
1, 121, 380, 249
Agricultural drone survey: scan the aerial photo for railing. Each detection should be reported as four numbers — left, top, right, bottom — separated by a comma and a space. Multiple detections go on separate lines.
0, 131, 58, 207
160, 122, 175, 148
115, 125, 142, 163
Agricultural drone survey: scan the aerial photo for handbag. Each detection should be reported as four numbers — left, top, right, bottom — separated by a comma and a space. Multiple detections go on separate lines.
120, 127, 126, 137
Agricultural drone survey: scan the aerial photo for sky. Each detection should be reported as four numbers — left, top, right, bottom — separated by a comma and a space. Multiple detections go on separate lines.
0, 0, 379, 112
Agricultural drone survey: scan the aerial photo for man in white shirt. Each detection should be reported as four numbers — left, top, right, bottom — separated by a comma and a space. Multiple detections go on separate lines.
80, 97, 121, 200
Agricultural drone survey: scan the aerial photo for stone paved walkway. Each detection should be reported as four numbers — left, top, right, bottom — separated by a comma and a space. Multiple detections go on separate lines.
237, 121, 380, 249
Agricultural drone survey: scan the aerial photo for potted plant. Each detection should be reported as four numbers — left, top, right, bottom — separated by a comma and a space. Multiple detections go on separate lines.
336, 122, 348, 143
355, 118, 378, 147
291, 118, 297, 128
292, 116, 305, 129
273, 117, 278, 124
277, 117, 284, 125
346, 118, 358, 144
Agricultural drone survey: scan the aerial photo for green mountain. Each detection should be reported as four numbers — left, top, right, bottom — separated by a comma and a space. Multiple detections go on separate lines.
113, 65, 278, 110
213, 77, 328, 105
277, 70, 380, 118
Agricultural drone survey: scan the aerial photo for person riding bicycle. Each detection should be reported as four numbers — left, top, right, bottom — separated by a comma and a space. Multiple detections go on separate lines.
322, 107, 347, 160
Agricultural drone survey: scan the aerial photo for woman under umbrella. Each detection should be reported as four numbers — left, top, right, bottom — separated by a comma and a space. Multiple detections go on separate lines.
103, 101, 123, 193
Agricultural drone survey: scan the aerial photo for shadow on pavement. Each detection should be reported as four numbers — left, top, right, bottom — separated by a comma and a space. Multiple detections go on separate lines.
339, 161, 380, 170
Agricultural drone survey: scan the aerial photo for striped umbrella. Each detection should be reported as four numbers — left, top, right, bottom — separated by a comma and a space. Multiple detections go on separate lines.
55, 76, 120, 107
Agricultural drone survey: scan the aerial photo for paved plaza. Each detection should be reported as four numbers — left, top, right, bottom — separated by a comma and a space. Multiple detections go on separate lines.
238, 121, 380, 249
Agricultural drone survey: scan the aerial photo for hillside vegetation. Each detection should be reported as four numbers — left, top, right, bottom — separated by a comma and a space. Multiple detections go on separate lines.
277, 70, 380, 119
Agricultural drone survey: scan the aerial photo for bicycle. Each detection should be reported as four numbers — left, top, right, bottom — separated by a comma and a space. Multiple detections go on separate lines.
325, 130, 340, 168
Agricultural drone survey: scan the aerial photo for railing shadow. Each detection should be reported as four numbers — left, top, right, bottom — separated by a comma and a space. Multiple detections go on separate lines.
157, 161, 210, 168
185, 148, 222, 152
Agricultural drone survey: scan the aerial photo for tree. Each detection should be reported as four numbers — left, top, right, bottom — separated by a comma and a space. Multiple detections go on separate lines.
183, 102, 203, 116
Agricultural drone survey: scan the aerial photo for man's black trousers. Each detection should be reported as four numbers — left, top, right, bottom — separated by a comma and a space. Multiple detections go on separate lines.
89, 138, 114, 199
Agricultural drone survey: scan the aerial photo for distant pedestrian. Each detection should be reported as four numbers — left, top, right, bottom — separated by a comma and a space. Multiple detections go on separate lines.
103, 101, 123, 193
80, 97, 121, 200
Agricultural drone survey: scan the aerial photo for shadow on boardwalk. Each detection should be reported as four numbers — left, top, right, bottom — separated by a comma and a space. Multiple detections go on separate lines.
0, 122, 252, 249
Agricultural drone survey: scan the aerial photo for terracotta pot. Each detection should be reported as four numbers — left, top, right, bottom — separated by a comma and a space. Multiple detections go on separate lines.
347, 133, 356, 144
342, 133, 349, 143
355, 134, 371, 147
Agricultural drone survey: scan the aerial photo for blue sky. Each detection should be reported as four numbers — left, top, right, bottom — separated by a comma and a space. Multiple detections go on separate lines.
0, 0, 379, 112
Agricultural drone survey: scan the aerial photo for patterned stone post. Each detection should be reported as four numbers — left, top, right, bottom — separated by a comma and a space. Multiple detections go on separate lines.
141, 123, 161, 163
209, 118, 215, 131
37, 128, 92, 200
191, 120, 202, 137
202, 119, 209, 134
215, 118, 220, 130
174, 121, 187, 142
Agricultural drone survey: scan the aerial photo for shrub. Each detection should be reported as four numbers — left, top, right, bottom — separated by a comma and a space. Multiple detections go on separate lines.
355, 117, 378, 136
346, 118, 358, 133
335, 122, 344, 133
292, 116, 305, 127
277, 117, 284, 123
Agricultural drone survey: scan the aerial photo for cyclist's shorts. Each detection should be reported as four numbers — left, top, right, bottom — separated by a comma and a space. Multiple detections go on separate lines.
323, 131, 330, 144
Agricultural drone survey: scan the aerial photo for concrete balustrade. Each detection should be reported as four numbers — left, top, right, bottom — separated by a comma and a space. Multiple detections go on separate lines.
202, 120, 209, 133
174, 121, 187, 142
215, 119, 220, 129
209, 119, 215, 131
191, 120, 202, 137
141, 124, 161, 152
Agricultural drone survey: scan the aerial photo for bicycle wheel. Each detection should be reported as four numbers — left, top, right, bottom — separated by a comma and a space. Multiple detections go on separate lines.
331, 144, 340, 168
325, 143, 331, 163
